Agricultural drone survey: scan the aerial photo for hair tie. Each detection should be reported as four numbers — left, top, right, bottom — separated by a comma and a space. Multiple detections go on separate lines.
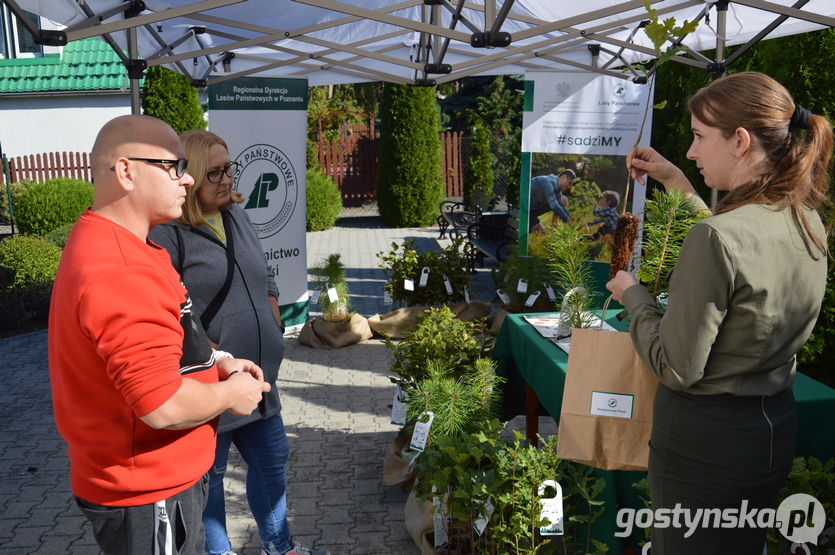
790, 105, 812, 129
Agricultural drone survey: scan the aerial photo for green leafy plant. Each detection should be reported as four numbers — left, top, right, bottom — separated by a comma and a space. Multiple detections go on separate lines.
45, 222, 74, 249
465, 115, 495, 201
140, 66, 207, 134
386, 305, 490, 389
310, 253, 352, 323
543, 222, 596, 329
376, 82, 446, 227
14, 178, 93, 237
635, 189, 709, 294
0, 178, 36, 226
0, 235, 62, 292
377, 238, 471, 306
306, 169, 343, 231
492, 246, 556, 313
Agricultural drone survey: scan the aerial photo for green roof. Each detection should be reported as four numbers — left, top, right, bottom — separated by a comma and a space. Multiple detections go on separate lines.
0, 38, 131, 93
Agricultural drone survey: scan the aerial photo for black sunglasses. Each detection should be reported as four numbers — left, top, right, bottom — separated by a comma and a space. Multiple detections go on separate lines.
110, 158, 189, 178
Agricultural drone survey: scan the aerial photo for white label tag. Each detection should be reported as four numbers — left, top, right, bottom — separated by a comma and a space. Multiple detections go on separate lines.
390, 385, 408, 426
524, 291, 541, 307
517, 278, 528, 294
497, 289, 511, 306
464, 286, 470, 304
590, 391, 634, 419
327, 287, 339, 303
544, 283, 556, 302
404, 279, 414, 291
433, 494, 449, 549
383, 289, 392, 304
419, 267, 430, 287
473, 496, 494, 536
410, 411, 434, 452
539, 481, 564, 535
443, 275, 453, 295
310, 290, 321, 304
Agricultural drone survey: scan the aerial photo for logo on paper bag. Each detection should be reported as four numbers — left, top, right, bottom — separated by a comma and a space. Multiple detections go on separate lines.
234, 144, 298, 238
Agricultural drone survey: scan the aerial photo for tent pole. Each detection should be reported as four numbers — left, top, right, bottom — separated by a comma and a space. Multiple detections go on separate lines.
711, 2, 729, 209
128, 27, 141, 115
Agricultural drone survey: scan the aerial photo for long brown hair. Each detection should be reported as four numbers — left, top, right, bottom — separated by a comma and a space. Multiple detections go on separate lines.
687, 71, 833, 255
177, 129, 244, 227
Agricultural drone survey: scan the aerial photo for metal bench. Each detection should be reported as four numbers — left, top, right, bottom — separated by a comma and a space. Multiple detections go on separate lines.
464, 206, 519, 271
437, 188, 502, 239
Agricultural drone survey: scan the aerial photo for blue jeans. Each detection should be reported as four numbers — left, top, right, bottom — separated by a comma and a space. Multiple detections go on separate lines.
203, 414, 292, 555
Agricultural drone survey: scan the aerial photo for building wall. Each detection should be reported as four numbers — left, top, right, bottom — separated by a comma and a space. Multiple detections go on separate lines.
0, 93, 132, 157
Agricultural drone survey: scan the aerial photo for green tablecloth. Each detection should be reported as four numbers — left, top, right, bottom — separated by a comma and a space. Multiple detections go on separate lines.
493, 312, 835, 553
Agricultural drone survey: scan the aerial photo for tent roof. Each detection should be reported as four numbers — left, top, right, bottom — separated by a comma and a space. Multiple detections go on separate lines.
6, 0, 835, 87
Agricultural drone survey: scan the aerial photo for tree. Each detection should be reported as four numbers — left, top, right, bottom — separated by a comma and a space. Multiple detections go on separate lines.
464, 115, 493, 201
376, 83, 445, 227
140, 66, 207, 134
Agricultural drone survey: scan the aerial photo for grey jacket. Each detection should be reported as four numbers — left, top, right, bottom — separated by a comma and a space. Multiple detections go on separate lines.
623, 203, 826, 396
149, 204, 284, 432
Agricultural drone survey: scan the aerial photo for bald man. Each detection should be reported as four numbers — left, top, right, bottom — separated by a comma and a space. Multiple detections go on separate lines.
48, 115, 271, 555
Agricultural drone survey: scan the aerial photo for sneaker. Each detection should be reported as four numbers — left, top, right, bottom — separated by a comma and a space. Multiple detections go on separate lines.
267, 539, 331, 555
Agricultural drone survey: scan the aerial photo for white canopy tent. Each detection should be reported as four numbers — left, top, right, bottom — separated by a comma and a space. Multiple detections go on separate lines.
4, 0, 835, 112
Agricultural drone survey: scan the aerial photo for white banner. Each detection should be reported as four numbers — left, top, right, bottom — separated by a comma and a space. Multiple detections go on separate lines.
208, 77, 309, 329
523, 72, 651, 155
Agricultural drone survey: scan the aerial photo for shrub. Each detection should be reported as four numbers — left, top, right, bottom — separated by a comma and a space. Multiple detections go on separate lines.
306, 169, 343, 231
0, 179, 37, 226
140, 66, 207, 134
376, 83, 445, 227
45, 223, 75, 249
465, 115, 494, 201
0, 235, 62, 292
14, 178, 93, 236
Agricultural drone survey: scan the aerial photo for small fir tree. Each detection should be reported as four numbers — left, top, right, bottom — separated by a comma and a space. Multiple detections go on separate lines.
141, 66, 207, 134
464, 115, 494, 201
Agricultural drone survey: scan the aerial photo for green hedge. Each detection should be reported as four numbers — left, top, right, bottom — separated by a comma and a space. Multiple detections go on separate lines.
464, 115, 494, 201
376, 83, 445, 227
0, 179, 36, 226
14, 178, 93, 236
140, 66, 207, 134
306, 169, 343, 231
0, 235, 62, 292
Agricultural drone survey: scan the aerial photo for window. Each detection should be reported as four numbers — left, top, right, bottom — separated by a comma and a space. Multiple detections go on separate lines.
0, 7, 43, 59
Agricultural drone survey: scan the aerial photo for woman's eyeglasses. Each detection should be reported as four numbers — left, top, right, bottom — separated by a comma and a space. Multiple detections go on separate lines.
206, 162, 241, 183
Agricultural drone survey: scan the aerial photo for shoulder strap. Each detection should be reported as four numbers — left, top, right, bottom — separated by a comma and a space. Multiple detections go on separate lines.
199, 209, 236, 330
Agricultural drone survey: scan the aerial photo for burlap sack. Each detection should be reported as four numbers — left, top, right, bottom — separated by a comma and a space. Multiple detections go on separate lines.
368, 301, 492, 339
297, 313, 373, 349
405, 489, 437, 555
382, 430, 418, 489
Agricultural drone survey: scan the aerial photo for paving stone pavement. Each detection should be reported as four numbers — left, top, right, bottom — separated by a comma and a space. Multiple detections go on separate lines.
0, 217, 499, 555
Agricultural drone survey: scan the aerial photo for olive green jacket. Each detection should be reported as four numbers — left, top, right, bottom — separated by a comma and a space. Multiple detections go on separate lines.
622, 202, 826, 396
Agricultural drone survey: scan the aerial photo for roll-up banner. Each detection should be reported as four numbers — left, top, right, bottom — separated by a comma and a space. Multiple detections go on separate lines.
209, 77, 309, 331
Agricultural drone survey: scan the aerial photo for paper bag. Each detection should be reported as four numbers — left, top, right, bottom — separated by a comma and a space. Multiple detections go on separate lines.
556, 327, 658, 471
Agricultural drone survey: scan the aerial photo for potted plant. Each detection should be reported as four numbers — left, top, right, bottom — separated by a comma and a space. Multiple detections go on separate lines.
298, 253, 373, 348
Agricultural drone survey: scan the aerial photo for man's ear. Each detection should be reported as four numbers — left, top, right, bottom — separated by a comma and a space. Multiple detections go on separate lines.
732, 127, 752, 158
111, 158, 136, 192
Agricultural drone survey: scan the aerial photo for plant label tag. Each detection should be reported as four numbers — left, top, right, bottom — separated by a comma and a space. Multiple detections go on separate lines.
390, 385, 408, 426
503, 272, 511, 284
383, 289, 392, 305
524, 291, 541, 307
473, 496, 494, 536
327, 287, 339, 303
464, 286, 470, 304
410, 411, 434, 452
544, 283, 556, 302
433, 494, 449, 549
590, 391, 634, 418
497, 289, 511, 306
419, 267, 430, 287
443, 275, 453, 295
404, 279, 414, 291
538, 480, 564, 535
517, 278, 528, 293
310, 290, 321, 304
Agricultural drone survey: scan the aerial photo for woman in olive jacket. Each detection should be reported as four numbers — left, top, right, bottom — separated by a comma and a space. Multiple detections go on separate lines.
607, 72, 832, 555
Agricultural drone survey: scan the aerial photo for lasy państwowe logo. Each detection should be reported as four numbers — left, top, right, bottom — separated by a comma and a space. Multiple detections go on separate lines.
234, 144, 298, 239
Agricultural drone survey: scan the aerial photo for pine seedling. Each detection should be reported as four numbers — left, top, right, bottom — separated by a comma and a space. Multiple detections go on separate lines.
544, 221, 597, 329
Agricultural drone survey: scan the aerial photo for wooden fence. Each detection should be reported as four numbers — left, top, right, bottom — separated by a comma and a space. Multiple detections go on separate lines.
2, 132, 469, 203
316, 130, 467, 202
2, 152, 92, 185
